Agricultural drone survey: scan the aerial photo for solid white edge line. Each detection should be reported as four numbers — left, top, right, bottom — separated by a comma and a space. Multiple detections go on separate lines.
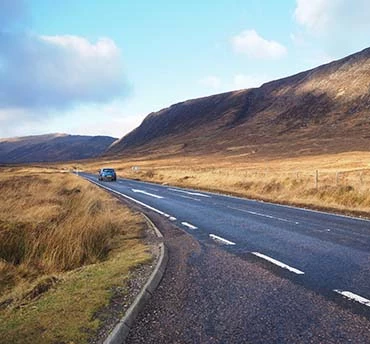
251, 252, 304, 275
334, 290, 370, 307
181, 222, 198, 230
209, 234, 236, 246
85, 178, 169, 217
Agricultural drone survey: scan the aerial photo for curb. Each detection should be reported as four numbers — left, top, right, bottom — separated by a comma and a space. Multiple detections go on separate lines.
103, 215, 168, 344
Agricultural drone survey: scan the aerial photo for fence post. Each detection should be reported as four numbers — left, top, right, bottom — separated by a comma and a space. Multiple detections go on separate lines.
315, 170, 319, 189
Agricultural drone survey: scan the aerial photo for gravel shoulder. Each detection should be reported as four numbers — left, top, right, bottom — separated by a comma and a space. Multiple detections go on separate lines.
126, 212, 370, 344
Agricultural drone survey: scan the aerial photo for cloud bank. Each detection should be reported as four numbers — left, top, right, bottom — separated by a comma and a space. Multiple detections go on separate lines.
0, 0, 128, 137
294, 0, 370, 34
231, 30, 287, 59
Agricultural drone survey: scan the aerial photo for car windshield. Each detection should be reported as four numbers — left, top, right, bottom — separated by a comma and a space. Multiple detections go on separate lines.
102, 169, 115, 172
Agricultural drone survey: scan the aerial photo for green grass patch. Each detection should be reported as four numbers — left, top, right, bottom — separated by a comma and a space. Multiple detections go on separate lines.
0, 241, 150, 344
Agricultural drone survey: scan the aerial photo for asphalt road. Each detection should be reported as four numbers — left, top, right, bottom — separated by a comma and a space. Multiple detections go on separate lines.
80, 172, 370, 315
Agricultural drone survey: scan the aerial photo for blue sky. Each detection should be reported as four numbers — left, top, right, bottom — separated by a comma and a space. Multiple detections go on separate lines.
1, 0, 369, 139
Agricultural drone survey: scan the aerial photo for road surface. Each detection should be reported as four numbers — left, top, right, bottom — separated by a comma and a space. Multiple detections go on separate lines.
81, 172, 370, 314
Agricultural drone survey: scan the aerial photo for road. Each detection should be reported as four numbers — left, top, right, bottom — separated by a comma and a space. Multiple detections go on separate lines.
81, 172, 370, 314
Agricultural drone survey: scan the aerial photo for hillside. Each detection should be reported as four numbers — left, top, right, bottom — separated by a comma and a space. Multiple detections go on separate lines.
0, 134, 117, 163
107, 47, 370, 158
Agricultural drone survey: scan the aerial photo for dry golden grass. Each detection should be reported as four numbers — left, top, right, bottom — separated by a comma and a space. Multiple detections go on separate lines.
73, 151, 370, 216
0, 167, 151, 343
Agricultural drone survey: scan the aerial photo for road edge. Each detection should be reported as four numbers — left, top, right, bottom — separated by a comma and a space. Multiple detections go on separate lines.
103, 215, 168, 344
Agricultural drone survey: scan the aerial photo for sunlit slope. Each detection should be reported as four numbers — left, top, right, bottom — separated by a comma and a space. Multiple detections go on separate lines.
107, 47, 370, 158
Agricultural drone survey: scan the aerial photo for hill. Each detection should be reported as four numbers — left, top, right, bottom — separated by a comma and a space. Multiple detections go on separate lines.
107, 47, 370, 158
0, 134, 117, 163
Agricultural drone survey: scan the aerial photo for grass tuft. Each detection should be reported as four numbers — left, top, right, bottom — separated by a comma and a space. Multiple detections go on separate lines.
0, 167, 151, 343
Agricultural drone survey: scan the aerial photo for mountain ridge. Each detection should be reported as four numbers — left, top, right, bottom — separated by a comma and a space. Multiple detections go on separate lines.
107, 47, 370, 158
0, 134, 117, 163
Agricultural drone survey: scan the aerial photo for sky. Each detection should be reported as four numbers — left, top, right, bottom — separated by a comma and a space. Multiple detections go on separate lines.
0, 0, 369, 139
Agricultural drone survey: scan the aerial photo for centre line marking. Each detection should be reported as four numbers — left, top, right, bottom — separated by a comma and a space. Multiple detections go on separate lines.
132, 189, 163, 199
251, 252, 305, 275
168, 188, 211, 198
209, 234, 236, 246
181, 222, 198, 230
228, 206, 299, 224
145, 187, 160, 192
334, 290, 370, 307
178, 195, 201, 202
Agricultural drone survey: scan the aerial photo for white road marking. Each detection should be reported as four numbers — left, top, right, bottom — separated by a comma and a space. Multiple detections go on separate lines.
169, 216, 177, 221
209, 234, 236, 246
132, 189, 163, 199
168, 188, 211, 198
146, 187, 160, 192
228, 206, 299, 225
334, 290, 370, 307
181, 222, 198, 230
251, 252, 305, 275
85, 178, 171, 217
178, 195, 201, 202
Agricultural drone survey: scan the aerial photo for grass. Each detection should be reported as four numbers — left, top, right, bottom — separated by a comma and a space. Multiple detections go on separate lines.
74, 151, 370, 216
0, 167, 151, 344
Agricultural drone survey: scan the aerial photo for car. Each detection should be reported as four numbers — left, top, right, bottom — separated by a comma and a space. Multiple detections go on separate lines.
98, 168, 117, 181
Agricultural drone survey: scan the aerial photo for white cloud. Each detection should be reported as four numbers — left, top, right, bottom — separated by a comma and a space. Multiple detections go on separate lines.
233, 74, 270, 89
0, 34, 127, 109
0, 101, 143, 139
199, 76, 222, 89
231, 30, 287, 59
0, 0, 131, 138
294, 0, 370, 34
294, 0, 333, 32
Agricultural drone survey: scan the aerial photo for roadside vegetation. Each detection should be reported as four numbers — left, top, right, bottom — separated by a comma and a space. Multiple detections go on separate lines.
79, 151, 370, 216
0, 167, 151, 344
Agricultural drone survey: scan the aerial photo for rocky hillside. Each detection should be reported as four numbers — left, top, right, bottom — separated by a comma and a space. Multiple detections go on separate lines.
0, 134, 117, 163
107, 47, 370, 158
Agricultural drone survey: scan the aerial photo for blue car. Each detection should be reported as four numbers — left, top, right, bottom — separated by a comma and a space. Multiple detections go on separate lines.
98, 168, 117, 181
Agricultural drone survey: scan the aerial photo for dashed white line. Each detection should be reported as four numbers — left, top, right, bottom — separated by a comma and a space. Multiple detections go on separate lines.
169, 216, 177, 221
251, 252, 305, 275
209, 234, 236, 246
228, 206, 299, 225
178, 195, 201, 202
168, 188, 211, 198
181, 222, 198, 230
146, 187, 160, 192
132, 189, 163, 199
334, 290, 370, 307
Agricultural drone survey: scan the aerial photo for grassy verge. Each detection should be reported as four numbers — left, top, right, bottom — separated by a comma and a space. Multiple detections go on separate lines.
0, 167, 151, 344
76, 151, 370, 216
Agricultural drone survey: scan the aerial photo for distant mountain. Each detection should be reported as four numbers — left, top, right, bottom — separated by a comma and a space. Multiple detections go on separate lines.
107, 47, 370, 158
0, 134, 117, 163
